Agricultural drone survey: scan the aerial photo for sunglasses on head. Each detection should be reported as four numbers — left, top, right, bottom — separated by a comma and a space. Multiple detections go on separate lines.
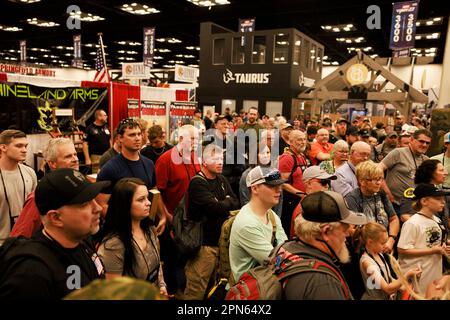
263, 171, 281, 182
117, 118, 138, 133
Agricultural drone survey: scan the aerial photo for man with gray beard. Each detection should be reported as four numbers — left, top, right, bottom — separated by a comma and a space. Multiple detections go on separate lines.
282, 191, 367, 300
278, 130, 308, 234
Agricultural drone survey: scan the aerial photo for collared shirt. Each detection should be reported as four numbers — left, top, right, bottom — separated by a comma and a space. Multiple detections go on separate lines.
331, 161, 358, 197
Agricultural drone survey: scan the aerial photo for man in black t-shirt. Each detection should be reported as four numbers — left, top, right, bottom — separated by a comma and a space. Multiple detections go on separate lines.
184, 142, 240, 300
141, 125, 173, 164
82, 109, 111, 171
0, 168, 109, 300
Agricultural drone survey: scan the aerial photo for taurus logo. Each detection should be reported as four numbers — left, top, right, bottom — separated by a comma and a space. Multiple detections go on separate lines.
223, 69, 235, 84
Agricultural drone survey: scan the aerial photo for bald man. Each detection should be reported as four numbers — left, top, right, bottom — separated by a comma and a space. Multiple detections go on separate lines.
309, 128, 334, 166
278, 130, 308, 234
331, 141, 372, 197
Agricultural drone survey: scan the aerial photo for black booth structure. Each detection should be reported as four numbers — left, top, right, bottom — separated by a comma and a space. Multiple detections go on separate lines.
198, 22, 324, 119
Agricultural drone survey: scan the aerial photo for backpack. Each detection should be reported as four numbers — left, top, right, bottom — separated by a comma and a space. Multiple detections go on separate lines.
172, 174, 207, 259
225, 240, 351, 300
284, 149, 307, 184
216, 209, 278, 288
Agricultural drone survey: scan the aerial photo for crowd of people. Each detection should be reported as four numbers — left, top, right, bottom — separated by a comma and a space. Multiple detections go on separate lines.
0, 106, 449, 300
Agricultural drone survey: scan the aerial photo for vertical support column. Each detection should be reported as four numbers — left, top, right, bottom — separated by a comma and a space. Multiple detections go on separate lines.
438, 14, 450, 108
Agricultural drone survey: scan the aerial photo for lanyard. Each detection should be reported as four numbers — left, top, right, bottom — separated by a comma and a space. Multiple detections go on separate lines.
408, 146, 419, 171
366, 251, 391, 284
0, 166, 26, 227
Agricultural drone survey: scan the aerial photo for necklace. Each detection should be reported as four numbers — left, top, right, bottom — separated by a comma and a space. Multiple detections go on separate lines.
153, 145, 166, 156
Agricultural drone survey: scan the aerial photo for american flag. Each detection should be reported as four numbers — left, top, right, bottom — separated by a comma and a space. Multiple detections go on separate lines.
93, 37, 109, 82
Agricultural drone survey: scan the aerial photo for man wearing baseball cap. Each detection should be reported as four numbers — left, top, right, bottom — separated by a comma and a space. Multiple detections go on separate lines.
283, 190, 367, 299
430, 132, 450, 189
375, 131, 398, 162
0, 168, 110, 300
229, 166, 288, 282
289, 166, 337, 238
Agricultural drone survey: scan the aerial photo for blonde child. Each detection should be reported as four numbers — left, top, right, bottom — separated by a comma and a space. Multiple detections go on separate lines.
359, 222, 421, 300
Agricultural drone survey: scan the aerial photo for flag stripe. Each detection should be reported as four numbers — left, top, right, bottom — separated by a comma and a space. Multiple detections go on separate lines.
93, 38, 109, 83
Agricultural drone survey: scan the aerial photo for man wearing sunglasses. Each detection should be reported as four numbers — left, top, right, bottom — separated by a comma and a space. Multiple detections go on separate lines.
229, 166, 288, 282
289, 166, 337, 238
380, 129, 431, 219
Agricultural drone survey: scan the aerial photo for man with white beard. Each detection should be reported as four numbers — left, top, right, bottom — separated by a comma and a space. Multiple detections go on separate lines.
282, 191, 367, 300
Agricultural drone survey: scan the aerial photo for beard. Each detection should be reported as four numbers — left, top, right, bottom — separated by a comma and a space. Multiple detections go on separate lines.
337, 244, 351, 264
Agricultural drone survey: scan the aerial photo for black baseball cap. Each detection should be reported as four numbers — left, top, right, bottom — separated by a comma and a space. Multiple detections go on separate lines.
359, 129, 370, 138
301, 191, 367, 225
413, 183, 450, 200
35, 168, 110, 215
346, 126, 359, 136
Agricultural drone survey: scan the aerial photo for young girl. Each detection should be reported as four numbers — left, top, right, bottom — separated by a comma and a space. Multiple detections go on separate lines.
359, 222, 421, 300
398, 183, 449, 295
97, 178, 167, 296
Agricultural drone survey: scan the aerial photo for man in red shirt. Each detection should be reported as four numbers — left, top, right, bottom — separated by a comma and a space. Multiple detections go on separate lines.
278, 130, 308, 235
155, 124, 201, 297
310, 128, 334, 165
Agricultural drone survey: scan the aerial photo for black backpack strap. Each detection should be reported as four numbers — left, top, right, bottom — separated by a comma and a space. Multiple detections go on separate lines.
284, 149, 298, 185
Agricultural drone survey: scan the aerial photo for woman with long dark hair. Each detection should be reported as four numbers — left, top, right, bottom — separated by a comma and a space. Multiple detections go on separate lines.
97, 177, 167, 296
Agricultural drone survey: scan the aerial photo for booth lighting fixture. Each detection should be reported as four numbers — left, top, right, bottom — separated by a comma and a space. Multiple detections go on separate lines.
154, 56, 163, 60
0, 25, 22, 32
347, 46, 372, 52
68, 11, 105, 22
30, 47, 50, 52
186, 46, 200, 51
336, 37, 365, 43
415, 33, 440, 40
322, 56, 328, 60
370, 54, 378, 58
120, 3, 160, 15
163, 64, 175, 68
8, 49, 19, 53
276, 41, 288, 46
64, 53, 72, 57
321, 24, 356, 32
322, 61, 331, 66
116, 41, 141, 46
416, 17, 443, 26
117, 50, 138, 54
186, 0, 230, 7
26, 18, 59, 27
9, 0, 41, 3
28, 56, 37, 60
157, 48, 171, 53
188, 64, 199, 68
331, 61, 339, 65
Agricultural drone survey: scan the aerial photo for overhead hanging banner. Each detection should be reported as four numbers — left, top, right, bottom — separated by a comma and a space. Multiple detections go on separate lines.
72, 34, 83, 68
0, 82, 108, 133
143, 27, 155, 68
389, 0, 420, 50
239, 18, 255, 46
174, 64, 198, 83
122, 62, 151, 79
20, 40, 26, 63
141, 100, 167, 133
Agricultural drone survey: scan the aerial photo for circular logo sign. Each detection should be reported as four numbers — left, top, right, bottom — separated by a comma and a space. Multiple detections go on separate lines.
125, 65, 133, 75
346, 63, 368, 86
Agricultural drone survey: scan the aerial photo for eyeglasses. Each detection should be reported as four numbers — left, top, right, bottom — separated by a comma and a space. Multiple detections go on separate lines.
312, 178, 330, 187
417, 139, 431, 145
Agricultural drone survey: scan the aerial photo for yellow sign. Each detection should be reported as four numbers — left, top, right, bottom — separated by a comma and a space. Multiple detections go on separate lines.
346, 63, 368, 86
